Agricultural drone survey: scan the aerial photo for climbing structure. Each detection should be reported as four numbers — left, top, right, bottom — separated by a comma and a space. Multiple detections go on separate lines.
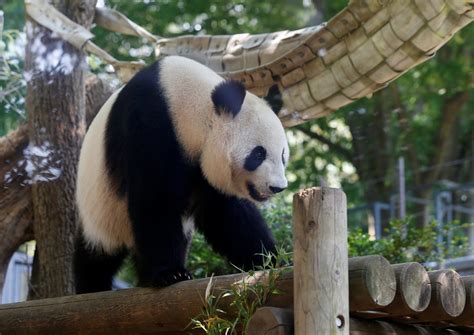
156, 0, 474, 126
25, 0, 474, 127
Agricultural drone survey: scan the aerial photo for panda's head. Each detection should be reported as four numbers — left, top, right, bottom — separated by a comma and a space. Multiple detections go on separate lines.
201, 80, 289, 202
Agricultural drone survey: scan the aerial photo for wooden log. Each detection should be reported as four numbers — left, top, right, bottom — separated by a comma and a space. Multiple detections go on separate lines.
351, 318, 431, 335
352, 319, 474, 335
422, 327, 472, 335
0, 256, 434, 334
1, 268, 470, 334
247, 307, 293, 335
382, 263, 431, 316
350, 318, 388, 334
0, 259, 423, 334
452, 276, 474, 326
0, 270, 293, 335
349, 255, 396, 311
293, 187, 349, 335
415, 269, 466, 322
253, 316, 461, 335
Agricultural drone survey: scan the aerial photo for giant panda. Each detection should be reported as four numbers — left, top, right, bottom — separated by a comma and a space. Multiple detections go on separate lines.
74, 56, 289, 293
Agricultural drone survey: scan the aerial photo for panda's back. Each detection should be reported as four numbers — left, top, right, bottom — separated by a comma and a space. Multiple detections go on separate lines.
77, 57, 220, 252
106, 57, 222, 194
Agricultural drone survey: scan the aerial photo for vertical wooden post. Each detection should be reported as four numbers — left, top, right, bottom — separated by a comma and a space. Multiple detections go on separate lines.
293, 187, 349, 335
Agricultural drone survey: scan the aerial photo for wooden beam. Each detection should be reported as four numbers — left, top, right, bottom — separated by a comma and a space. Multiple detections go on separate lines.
349, 255, 396, 311
0, 256, 398, 335
0, 271, 292, 334
248, 311, 471, 335
417, 270, 466, 322
293, 187, 349, 335
3, 253, 466, 333
382, 262, 431, 316
452, 276, 474, 326
247, 307, 293, 335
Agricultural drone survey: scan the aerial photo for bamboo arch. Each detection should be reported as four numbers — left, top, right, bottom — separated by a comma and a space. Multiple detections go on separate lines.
25, 0, 474, 127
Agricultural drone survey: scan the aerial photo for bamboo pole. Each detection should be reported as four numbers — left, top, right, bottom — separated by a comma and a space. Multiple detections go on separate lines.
293, 187, 349, 335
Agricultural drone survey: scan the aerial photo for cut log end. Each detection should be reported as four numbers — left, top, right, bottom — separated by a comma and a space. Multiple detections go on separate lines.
452, 276, 474, 326
417, 269, 466, 322
349, 255, 396, 310
388, 262, 431, 315
438, 270, 466, 318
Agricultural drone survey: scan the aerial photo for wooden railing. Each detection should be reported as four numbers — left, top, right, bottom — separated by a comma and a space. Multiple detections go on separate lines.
0, 187, 472, 334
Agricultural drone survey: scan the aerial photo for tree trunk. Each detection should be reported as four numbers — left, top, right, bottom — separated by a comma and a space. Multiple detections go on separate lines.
0, 76, 112, 300
0, 125, 33, 300
25, 0, 97, 299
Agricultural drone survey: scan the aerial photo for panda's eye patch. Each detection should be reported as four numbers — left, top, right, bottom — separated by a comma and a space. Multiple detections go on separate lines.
244, 146, 266, 171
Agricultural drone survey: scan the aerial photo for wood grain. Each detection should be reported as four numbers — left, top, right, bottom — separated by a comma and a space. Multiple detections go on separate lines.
349, 255, 396, 311
293, 187, 349, 335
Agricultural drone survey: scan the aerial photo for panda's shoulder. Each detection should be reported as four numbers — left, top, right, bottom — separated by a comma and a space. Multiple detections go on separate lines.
119, 62, 161, 96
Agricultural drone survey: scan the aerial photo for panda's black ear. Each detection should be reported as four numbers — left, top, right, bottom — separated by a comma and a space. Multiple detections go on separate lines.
264, 84, 283, 115
211, 80, 246, 118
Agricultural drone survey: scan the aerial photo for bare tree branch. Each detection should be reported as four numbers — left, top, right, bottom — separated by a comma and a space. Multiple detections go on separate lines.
309, 0, 325, 25
424, 91, 469, 185
390, 83, 422, 185
297, 126, 353, 163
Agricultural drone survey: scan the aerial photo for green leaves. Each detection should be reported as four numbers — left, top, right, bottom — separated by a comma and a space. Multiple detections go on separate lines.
348, 218, 471, 265
189, 248, 291, 335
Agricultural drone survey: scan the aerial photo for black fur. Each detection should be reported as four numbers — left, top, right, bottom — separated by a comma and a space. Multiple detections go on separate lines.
264, 84, 283, 115
192, 178, 276, 270
211, 80, 246, 118
74, 60, 276, 293
74, 234, 128, 294
244, 146, 266, 172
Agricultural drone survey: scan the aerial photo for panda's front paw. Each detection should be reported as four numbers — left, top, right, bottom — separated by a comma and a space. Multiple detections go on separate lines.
151, 267, 192, 287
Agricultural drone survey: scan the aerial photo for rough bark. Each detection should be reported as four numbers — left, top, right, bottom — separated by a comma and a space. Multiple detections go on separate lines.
0, 125, 33, 300
25, 0, 98, 297
0, 76, 113, 299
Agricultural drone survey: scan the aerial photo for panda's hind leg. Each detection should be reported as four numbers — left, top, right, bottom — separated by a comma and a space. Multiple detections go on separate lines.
74, 234, 128, 294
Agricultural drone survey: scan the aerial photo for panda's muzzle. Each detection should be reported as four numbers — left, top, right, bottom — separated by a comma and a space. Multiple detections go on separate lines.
247, 182, 269, 202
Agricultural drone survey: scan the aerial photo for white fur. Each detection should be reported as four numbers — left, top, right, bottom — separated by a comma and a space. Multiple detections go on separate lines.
160, 56, 223, 160
182, 216, 195, 241
76, 89, 134, 253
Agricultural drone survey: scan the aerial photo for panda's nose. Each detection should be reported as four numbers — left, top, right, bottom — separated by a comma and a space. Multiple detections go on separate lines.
269, 186, 286, 194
